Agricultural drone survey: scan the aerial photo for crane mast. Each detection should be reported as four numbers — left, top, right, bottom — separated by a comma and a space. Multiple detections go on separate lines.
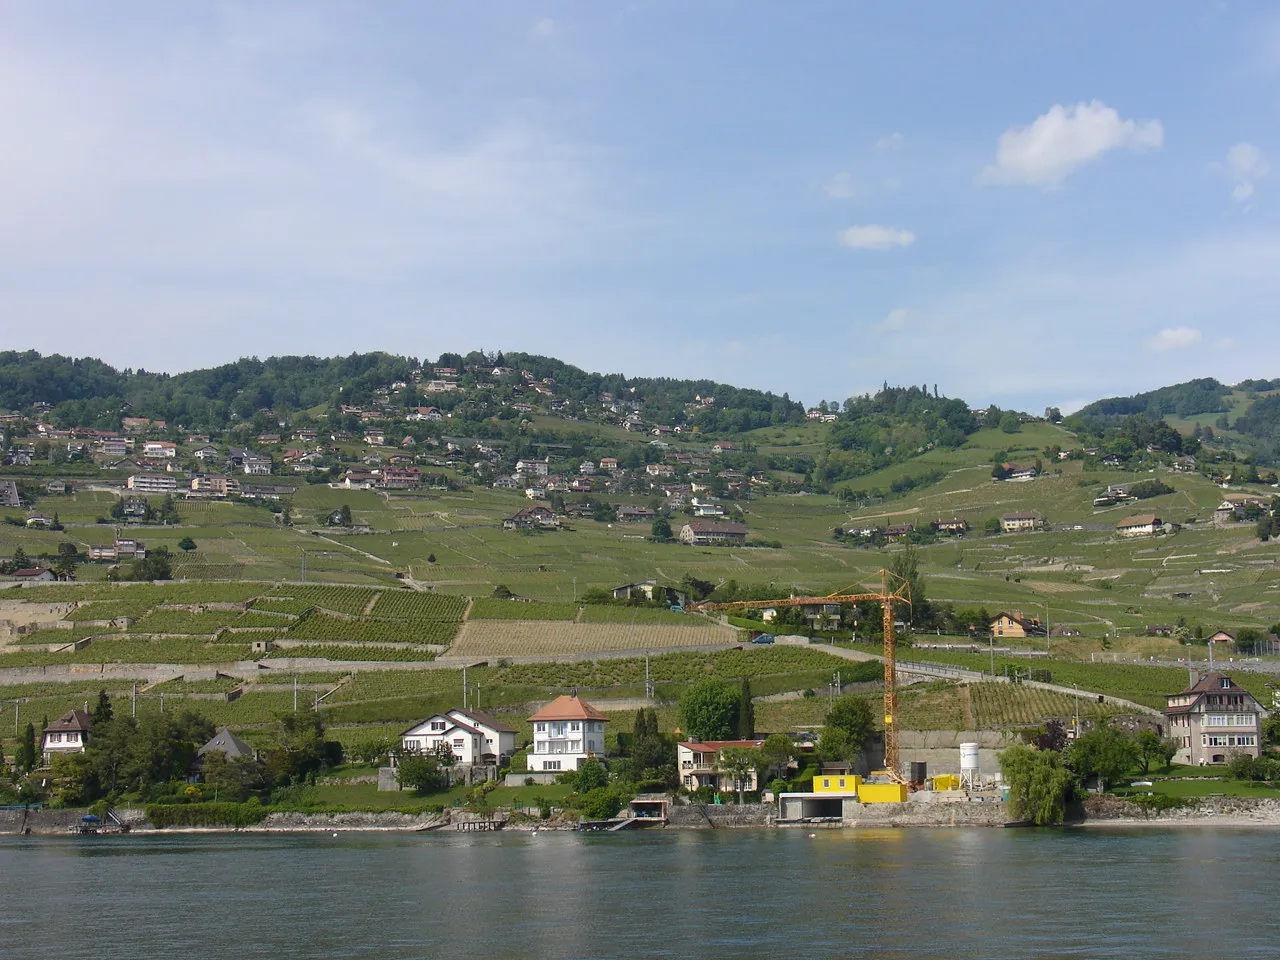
691, 571, 910, 779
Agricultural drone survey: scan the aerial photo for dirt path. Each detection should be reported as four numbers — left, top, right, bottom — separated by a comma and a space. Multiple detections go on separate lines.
958, 684, 975, 728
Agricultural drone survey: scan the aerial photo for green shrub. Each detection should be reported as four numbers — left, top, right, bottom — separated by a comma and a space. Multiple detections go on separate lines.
145, 801, 274, 828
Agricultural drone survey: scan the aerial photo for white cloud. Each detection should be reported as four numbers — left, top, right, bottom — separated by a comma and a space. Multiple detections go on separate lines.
981, 100, 1163, 188
838, 225, 915, 250
1223, 142, 1269, 202
1146, 326, 1203, 352
881, 307, 911, 330
874, 132, 904, 150
531, 18, 557, 39
824, 171, 858, 199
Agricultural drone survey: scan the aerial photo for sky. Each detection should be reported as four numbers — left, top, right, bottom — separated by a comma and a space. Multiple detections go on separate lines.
2, 2, 1279, 414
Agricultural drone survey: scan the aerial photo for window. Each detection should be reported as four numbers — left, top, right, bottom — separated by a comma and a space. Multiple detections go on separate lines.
1221, 678, 1232, 689
535, 723, 546, 733
545, 761, 561, 771
570, 722, 580, 732
838, 778, 846, 788
430, 721, 446, 732
822, 779, 830, 788
452, 738, 465, 750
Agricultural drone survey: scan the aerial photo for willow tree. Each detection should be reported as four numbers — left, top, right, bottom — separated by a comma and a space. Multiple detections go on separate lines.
999, 744, 1074, 825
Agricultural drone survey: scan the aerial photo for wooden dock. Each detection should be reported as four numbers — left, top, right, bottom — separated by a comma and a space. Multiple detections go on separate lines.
454, 819, 505, 832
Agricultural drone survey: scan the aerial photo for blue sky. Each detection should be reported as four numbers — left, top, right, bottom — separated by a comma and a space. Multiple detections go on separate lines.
2, 2, 1278, 413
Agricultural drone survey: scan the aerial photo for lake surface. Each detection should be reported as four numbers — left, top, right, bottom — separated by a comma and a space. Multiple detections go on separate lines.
3, 826, 1279, 959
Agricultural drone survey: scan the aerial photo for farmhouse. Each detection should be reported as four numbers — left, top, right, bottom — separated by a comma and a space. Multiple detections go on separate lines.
526, 695, 609, 773
503, 506, 560, 530
1165, 672, 1263, 766
676, 739, 767, 792
678, 519, 748, 546
990, 611, 1045, 638
999, 512, 1043, 533
932, 519, 969, 535
884, 523, 914, 542
1116, 514, 1164, 538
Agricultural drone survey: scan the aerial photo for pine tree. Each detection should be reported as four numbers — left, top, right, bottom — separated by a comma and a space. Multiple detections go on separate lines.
738, 678, 755, 738
92, 690, 113, 726
16, 722, 37, 772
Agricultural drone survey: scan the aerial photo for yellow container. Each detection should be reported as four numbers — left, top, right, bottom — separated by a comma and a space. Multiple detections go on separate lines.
813, 774, 861, 794
932, 774, 961, 792
858, 782, 908, 804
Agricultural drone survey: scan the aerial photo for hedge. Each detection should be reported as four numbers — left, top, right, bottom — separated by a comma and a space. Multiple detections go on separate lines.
145, 801, 274, 828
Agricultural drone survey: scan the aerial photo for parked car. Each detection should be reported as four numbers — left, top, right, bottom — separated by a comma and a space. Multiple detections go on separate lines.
750, 633, 775, 644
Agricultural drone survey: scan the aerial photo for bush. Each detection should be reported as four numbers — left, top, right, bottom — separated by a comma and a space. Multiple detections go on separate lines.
145, 801, 274, 828
578, 786, 626, 821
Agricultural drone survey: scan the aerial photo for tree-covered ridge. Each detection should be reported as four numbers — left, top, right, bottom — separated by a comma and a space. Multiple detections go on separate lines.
1077, 377, 1232, 419
812, 385, 979, 486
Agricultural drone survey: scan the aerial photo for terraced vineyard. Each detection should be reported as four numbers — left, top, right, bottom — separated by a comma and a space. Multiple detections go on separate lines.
578, 605, 709, 626
127, 610, 251, 635
8, 625, 123, 646
265, 643, 435, 662
967, 683, 1121, 727
286, 613, 458, 645
286, 586, 379, 615
371, 590, 467, 620
450, 620, 737, 657
468, 598, 580, 620
0, 638, 253, 666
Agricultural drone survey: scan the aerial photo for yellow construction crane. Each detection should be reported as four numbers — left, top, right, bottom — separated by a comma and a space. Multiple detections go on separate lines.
690, 570, 911, 779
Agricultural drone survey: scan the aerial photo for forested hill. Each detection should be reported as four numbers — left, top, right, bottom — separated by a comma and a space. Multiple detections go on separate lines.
0, 349, 808, 435
1070, 376, 1280, 465
1075, 378, 1234, 419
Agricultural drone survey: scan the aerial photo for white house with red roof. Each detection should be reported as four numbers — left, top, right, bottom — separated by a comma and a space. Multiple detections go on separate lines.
400, 708, 518, 764
676, 738, 766, 792
526, 695, 608, 772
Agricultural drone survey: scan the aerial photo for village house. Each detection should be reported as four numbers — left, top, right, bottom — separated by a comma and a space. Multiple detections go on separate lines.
100, 438, 129, 458
192, 444, 219, 462
492, 476, 519, 490
8, 567, 56, 581
884, 523, 915, 542
236, 455, 271, 476
400, 708, 518, 765
503, 506, 560, 530
710, 441, 736, 454
990, 611, 1046, 638
932, 519, 969, 535
690, 498, 725, 518
999, 463, 1038, 481
24, 514, 53, 529
610, 580, 687, 607
1165, 672, 1264, 766
677, 738, 767, 792
1116, 514, 1164, 538
599, 457, 619, 472
43, 709, 92, 763
645, 463, 675, 478
526, 695, 609, 773
615, 504, 655, 523
378, 466, 421, 490
143, 441, 177, 458
191, 728, 257, 778
516, 457, 551, 478
0, 479, 19, 508
999, 512, 1044, 533
678, 519, 748, 546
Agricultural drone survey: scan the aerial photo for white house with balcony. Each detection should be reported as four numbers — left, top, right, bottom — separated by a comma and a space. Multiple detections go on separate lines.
42, 709, 92, 763
677, 738, 766, 792
400, 708, 518, 764
526, 695, 608, 772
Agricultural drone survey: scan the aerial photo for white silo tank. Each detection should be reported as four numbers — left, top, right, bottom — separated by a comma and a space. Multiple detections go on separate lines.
960, 742, 980, 789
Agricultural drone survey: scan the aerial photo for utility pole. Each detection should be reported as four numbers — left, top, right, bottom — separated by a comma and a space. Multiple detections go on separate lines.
132, 683, 137, 718
300, 549, 307, 583
644, 652, 653, 701
572, 577, 577, 603
462, 665, 468, 709
293, 675, 299, 712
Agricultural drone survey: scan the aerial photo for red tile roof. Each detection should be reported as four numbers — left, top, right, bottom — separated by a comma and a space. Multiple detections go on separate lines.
677, 739, 766, 753
527, 695, 609, 722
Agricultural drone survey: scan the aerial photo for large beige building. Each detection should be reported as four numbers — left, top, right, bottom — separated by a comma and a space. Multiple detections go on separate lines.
1165, 672, 1264, 766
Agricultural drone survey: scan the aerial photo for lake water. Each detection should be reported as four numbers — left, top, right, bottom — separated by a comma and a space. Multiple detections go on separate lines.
3, 827, 1279, 959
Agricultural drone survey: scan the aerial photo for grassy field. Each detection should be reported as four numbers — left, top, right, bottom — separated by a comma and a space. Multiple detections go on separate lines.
449, 620, 737, 657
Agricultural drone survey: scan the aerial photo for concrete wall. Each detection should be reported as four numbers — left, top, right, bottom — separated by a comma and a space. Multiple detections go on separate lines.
896, 730, 1021, 781
665, 802, 774, 828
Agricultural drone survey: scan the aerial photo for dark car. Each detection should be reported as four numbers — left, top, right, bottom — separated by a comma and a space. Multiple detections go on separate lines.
750, 634, 775, 644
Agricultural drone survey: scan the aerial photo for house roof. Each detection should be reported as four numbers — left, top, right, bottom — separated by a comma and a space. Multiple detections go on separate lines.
45, 709, 92, 734
1164, 672, 1259, 715
683, 519, 748, 534
197, 728, 255, 760
677, 739, 766, 753
1117, 514, 1160, 528
401, 714, 484, 738
528, 695, 609, 722
449, 707, 517, 734
1001, 512, 1040, 521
